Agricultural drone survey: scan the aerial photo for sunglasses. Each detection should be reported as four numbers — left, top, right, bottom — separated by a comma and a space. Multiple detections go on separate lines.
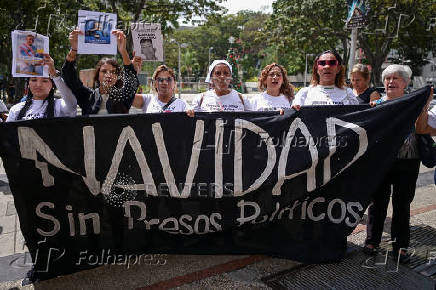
317, 60, 338, 66
156, 77, 173, 83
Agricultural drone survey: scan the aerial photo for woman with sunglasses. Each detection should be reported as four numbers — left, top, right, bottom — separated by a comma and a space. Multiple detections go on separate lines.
292, 50, 358, 110
7, 54, 77, 121
191, 60, 248, 112
351, 64, 381, 104
248, 63, 294, 111
62, 29, 139, 115
132, 65, 189, 113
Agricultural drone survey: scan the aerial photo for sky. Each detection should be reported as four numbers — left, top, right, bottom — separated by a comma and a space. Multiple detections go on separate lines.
220, 0, 274, 14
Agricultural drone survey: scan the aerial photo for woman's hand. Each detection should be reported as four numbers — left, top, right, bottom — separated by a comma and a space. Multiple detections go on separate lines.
112, 30, 131, 65
291, 104, 301, 111
42, 54, 56, 77
69, 29, 80, 50
66, 28, 82, 62
186, 109, 195, 118
113, 30, 127, 54
131, 51, 143, 73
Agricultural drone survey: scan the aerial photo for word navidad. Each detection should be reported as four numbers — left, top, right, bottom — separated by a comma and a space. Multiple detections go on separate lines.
18, 116, 368, 199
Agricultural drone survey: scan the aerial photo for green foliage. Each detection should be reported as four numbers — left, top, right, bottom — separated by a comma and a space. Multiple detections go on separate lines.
0, 0, 225, 102
227, 45, 242, 92
265, 0, 435, 86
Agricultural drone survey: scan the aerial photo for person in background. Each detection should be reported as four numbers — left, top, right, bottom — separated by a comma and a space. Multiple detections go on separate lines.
62, 29, 139, 115
191, 60, 249, 112
132, 64, 189, 113
292, 50, 358, 110
6, 54, 76, 121
248, 63, 294, 111
0, 99, 8, 122
350, 64, 381, 103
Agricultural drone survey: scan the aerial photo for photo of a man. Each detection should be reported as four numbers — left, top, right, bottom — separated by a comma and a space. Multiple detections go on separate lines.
84, 19, 112, 44
16, 34, 44, 75
140, 38, 157, 60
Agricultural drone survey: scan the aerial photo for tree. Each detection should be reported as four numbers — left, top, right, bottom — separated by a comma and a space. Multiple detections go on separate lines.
227, 44, 242, 92
265, 0, 350, 75
359, 0, 436, 85
181, 49, 199, 80
265, 0, 436, 85
0, 0, 226, 102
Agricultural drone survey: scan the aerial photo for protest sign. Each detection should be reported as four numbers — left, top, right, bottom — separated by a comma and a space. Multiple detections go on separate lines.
12, 30, 49, 77
77, 10, 117, 55
131, 23, 164, 61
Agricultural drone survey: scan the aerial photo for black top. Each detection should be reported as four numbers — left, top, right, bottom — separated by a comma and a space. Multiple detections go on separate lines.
356, 87, 377, 104
61, 60, 139, 115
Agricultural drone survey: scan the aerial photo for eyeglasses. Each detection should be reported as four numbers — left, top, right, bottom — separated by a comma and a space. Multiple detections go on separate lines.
156, 77, 173, 83
317, 60, 338, 66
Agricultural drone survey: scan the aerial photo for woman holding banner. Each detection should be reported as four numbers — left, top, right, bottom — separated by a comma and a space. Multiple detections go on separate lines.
364, 64, 430, 263
132, 64, 190, 113
191, 60, 249, 112
416, 98, 436, 135
62, 29, 139, 115
6, 54, 77, 121
350, 64, 381, 104
292, 50, 358, 109
248, 63, 294, 111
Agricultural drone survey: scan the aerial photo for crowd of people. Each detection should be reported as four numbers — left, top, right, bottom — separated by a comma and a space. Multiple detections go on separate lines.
1, 31, 436, 265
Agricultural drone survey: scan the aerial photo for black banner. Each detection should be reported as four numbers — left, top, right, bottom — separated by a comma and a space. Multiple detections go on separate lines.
0, 87, 430, 280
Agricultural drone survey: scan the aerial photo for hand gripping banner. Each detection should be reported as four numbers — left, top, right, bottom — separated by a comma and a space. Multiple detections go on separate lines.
0, 86, 430, 280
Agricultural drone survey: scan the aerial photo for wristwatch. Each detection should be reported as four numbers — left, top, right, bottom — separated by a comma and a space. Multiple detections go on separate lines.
50, 70, 61, 79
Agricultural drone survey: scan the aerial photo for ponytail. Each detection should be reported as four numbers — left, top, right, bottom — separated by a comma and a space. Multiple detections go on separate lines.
16, 93, 34, 121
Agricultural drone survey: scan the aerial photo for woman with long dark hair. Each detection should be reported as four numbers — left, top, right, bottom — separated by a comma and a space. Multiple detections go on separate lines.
292, 50, 358, 110
7, 54, 76, 121
62, 29, 139, 115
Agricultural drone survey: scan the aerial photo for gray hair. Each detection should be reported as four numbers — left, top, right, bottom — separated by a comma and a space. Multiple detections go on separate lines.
381, 64, 412, 85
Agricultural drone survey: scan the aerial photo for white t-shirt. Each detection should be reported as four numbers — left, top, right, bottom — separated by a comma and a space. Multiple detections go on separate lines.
140, 94, 189, 113
293, 85, 358, 106
428, 105, 436, 129
247, 92, 291, 111
6, 76, 77, 122
0, 100, 7, 113
192, 89, 248, 112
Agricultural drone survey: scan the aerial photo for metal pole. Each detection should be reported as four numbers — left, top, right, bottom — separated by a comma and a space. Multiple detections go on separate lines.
348, 27, 358, 78
304, 54, 308, 87
178, 43, 181, 98
208, 48, 211, 67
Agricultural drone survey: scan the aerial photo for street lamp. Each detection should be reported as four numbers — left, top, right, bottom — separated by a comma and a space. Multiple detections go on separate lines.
170, 39, 187, 98
304, 53, 315, 87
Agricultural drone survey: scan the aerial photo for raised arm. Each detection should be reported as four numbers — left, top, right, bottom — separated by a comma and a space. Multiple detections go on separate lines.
44, 54, 77, 116
62, 29, 93, 111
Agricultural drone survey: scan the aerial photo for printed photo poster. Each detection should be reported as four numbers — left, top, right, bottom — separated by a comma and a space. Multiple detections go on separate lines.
77, 10, 117, 55
11, 30, 49, 77
131, 23, 163, 61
